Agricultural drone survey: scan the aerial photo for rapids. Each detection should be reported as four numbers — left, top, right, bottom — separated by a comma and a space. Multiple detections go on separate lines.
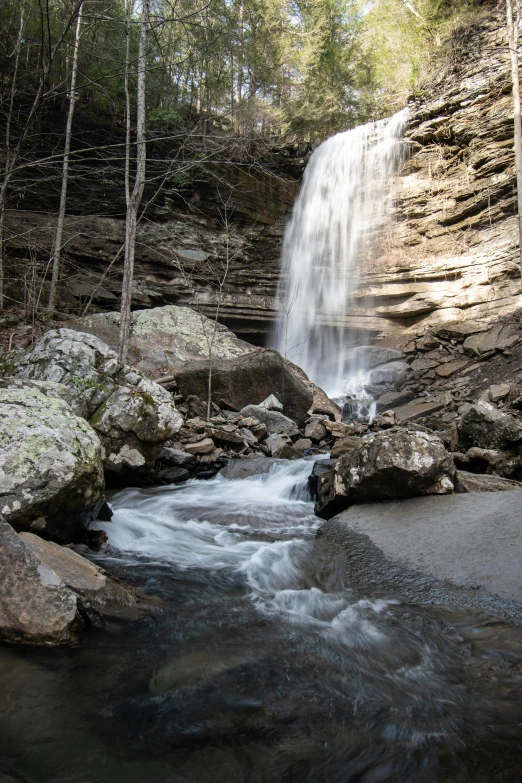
2, 459, 522, 782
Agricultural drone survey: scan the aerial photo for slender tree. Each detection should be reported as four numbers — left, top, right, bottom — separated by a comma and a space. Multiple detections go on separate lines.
48, 0, 84, 314
119, 0, 150, 362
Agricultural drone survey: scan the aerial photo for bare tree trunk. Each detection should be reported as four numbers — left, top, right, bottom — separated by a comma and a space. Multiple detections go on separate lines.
0, 4, 25, 311
507, 0, 522, 277
119, 0, 150, 363
48, 1, 83, 314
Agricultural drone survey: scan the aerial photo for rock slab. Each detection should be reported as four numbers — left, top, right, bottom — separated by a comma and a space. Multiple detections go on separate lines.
327, 491, 522, 603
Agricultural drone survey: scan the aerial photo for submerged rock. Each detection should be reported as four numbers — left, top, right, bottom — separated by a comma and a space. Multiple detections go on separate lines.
0, 516, 81, 645
315, 429, 455, 519
0, 385, 104, 542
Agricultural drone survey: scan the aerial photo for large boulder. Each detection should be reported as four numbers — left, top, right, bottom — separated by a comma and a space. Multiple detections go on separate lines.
458, 402, 522, 451
66, 305, 252, 375
0, 516, 81, 645
20, 533, 138, 609
315, 428, 456, 519
175, 349, 313, 424
0, 385, 104, 542
10, 329, 183, 479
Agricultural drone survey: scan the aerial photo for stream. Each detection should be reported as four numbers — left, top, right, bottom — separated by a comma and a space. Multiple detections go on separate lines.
1, 458, 522, 782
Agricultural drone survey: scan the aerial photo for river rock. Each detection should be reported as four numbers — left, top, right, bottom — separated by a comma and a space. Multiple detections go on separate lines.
66, 305, 252, 375
220, 458, 287, 480
175, 349, 312, 425
184, 437, 215, 455
308, 459, 336, 497
458, 402, 522, 451
160, 447, 197, 467
239, 405, 299, 437
293, 438, 313, 454
0, 516, 81, 645
258, 394, 284, 412
265, 433, 300, 459
19, 532, 138, 608
0, 385, 104, 542
315, 429, 456, 519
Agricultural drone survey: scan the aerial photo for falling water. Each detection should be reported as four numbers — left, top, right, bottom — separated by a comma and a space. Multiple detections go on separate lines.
273, 110, 407, 399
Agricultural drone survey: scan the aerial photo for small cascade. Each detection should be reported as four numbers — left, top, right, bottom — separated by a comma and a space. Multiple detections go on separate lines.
272, 110, 407, 402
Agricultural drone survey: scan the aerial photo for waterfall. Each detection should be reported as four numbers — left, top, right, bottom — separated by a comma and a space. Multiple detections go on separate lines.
272, 110, 407, 400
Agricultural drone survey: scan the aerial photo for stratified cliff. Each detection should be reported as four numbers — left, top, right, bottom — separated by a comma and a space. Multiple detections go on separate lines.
4, 0, 520, 345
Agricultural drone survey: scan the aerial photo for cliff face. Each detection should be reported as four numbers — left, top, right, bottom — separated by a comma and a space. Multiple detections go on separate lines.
5, 1, 521, 345
353, 1, 522, 339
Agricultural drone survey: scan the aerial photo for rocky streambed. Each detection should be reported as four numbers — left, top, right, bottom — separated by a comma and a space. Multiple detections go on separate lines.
3, 305, 522, 780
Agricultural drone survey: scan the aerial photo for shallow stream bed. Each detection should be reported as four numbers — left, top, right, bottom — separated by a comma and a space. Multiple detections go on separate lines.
1, 459, 522, 782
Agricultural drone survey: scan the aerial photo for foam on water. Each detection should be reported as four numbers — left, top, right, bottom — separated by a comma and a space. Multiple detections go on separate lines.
98, 458, 392, 645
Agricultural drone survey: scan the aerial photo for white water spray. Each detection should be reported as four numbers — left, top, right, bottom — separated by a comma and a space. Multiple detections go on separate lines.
273, 110, 407, 399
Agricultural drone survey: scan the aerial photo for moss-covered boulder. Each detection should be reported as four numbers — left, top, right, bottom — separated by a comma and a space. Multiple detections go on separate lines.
66, 305, 252, 375
0, 386, 104, 542
10, 329, 183, 480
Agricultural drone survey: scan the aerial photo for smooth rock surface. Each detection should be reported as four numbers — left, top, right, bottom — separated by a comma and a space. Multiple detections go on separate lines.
0, 516, 80, 645
456, 471, 522, 493
327, 491, 522, 603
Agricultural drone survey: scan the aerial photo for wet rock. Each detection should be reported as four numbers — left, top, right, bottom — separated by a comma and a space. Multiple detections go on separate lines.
304, 420, 328, 442
220, 458, 287, 480
0, 516, 81, 645
19, 532, 138, 608
315, 429, 455, 519
66, 305, 252, 375
455, 471, 522, 493
330, 436, 364, 459
458, 402, 522, 451
375, 389, 415, 413
308, 459, 337, 497
0, 385, 104, 543
239, 405, 299, 437
160, 466, 192, 483
265, 433, 300, 459
160, 447, 197, 468
175, 349, 312, 425
343, 345, 405, 369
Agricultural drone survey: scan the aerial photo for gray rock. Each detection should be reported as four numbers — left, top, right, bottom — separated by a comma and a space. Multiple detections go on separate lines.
376, 389, 415, 413
0, 516, 81, 645
459, 402, 522, 451
489, 383, 511, 402
463, 322, 520, 356
315, 429, 455, 519
0, 386, 104, 543
184, 438, 215, 455
308, 459, 336, 497
175, 349, 312, 425
239, 405, 299, 437
436, 322, 489, 341
160, 447, 197, 467
293, 438, 313, 454
326, 490, 522, 603
20, 532, 138, 608
330, 436, 364, 459
258, 394, 283, 412
10, 329, 183, 476
392, 398, 448, 423
220, 458, 287, 480
455, 471, 522, 493
304, 420, 328, 442
66, 305, 252, 375
344, 345, 405, 370
264, 433, 300, 459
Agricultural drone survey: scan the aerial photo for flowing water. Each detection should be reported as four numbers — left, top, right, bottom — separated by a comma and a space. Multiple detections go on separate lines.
272, 111, 407, 400
2, 459, 522, 782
